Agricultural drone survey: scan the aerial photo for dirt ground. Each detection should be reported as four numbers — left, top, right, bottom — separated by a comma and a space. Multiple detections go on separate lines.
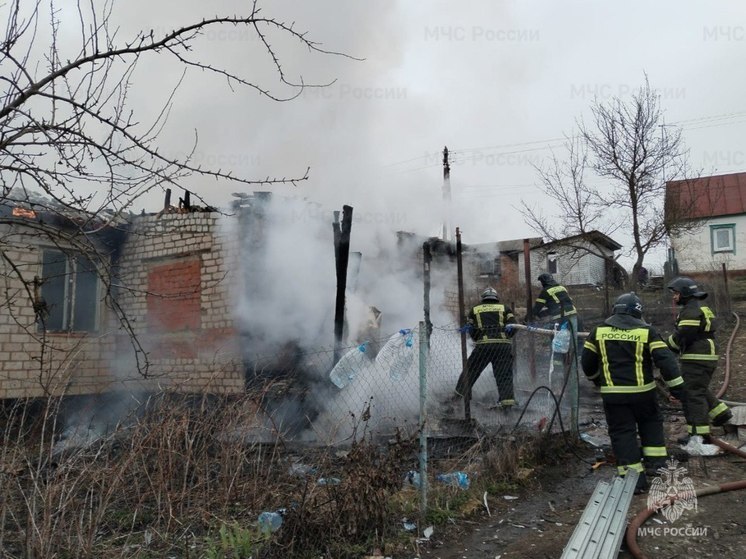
418, 310, 746, 559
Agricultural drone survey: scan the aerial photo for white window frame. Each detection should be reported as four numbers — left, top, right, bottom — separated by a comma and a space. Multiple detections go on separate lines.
711, 224, 735, 254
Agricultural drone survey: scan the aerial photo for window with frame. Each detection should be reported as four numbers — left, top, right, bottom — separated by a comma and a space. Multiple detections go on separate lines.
39, 249, 99, 332
478, 255, 499, 277
547, 251, 558, 274
711, 224, 735, 254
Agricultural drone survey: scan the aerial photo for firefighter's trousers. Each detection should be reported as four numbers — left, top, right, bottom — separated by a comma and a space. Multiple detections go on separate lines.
680, 360, 730, 436
456, 342, 514, 403
602, 390, 667, 483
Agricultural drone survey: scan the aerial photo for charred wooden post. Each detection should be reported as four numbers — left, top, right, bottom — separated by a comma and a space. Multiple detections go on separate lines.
456, 228, 467, 371
456, 228, 471, 421
422, 241, 432, 346
333, 206, 353, 365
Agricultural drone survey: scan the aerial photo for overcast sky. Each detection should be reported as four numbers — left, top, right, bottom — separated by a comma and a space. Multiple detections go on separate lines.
61, 1, 746, 269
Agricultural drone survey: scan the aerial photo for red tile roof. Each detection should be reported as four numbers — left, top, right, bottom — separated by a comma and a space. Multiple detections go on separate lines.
666, 171, 746, 220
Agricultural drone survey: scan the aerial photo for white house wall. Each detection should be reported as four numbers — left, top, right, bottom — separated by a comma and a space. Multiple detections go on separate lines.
518, 241, 613, 286
671, 215, 746, 272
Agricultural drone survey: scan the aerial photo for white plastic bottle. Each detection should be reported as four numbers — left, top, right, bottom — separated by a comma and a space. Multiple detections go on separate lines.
257, 511, 283, 533
329, 343, 368, 389
552, 321, 571, 354
376, 329, 416, 381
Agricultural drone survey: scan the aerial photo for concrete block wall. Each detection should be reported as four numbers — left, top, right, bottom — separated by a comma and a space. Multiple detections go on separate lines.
0, 227, 114, 399
114, 213, 243, 394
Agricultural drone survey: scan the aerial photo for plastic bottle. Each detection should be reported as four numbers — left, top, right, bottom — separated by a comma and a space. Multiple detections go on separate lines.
257, 511, 283, 533
404, 470, 422, 488
436, 471, 470, 489
288, 463, 317, 477
329, 343, 368, 388
552, 322, 571, 354
376, 329, 416, 381
317, 477, 341, 485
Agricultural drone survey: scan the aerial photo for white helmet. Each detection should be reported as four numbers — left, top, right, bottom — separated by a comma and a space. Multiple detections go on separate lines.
481, 287, 499, 302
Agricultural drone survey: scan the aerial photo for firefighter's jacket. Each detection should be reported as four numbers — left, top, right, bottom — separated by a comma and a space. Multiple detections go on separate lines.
667, 299, 718, 363
581, 314, 684, 395
468, 303, 516, 345
532, 281, 577, 321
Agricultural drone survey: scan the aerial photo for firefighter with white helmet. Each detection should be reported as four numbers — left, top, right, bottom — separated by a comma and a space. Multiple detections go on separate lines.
666, 277, 732, 446
453, 287, 517, 408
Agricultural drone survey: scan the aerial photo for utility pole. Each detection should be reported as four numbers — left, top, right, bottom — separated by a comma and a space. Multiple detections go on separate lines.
442, 146, 451, 241
659, 118, 670, 186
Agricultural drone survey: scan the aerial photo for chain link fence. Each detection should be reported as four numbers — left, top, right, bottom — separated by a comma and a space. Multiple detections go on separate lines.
246, 321, 583, 448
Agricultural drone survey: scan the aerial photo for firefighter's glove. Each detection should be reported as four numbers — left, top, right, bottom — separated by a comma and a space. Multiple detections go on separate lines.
458, 324, 473, 334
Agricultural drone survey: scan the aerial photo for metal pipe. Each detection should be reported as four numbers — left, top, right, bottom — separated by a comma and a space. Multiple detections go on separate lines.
418, 320, 429, 524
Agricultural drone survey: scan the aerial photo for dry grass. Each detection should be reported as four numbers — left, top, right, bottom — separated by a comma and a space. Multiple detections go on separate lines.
0, 394, 566, 559
0, 393, 422, 558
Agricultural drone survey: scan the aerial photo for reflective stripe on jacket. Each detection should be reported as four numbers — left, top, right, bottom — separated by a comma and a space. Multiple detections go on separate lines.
532, 284, 577, 321
581, 315, 683, 395
469, 303, 516, 345
667, 299, 719, 362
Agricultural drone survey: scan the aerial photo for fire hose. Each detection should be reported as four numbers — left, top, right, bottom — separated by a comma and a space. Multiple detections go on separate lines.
625, 310, 746, 558
625, 479, 746, 559
717, 310, 740, 399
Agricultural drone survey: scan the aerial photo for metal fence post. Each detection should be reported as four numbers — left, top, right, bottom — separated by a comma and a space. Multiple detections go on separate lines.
418, 320, 429, 523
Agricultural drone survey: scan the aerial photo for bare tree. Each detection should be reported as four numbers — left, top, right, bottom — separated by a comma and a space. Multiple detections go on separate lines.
1, 0, 352, 210
521, 134, 613, 243
520, 134, 625, 286
524, 78, 704, 286
0, 0, 353, 385
581, 78, 689, 283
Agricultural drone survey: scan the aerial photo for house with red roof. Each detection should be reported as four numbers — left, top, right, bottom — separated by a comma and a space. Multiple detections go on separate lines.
665, 171, 746, 273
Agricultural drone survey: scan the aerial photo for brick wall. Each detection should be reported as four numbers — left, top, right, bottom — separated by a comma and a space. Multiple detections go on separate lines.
114, 212, 243, 394
0, 213, 244, 400
0, 226, 114, 398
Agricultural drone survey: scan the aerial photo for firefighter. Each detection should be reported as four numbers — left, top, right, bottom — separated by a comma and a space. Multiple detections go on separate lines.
531, 273, 579, 334
453, 287, 517, 407
581, 292, 685, 493
666, 277, 732, 445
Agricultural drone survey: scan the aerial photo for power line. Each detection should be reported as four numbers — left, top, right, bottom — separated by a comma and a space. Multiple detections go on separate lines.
383, 109, 746, 173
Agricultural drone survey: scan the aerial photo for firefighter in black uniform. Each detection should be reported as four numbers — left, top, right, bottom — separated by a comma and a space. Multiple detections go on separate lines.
666, 277, 732, 443
532, 273, 578, 333
582, 293, 685, 493
454, 288, 517, 407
